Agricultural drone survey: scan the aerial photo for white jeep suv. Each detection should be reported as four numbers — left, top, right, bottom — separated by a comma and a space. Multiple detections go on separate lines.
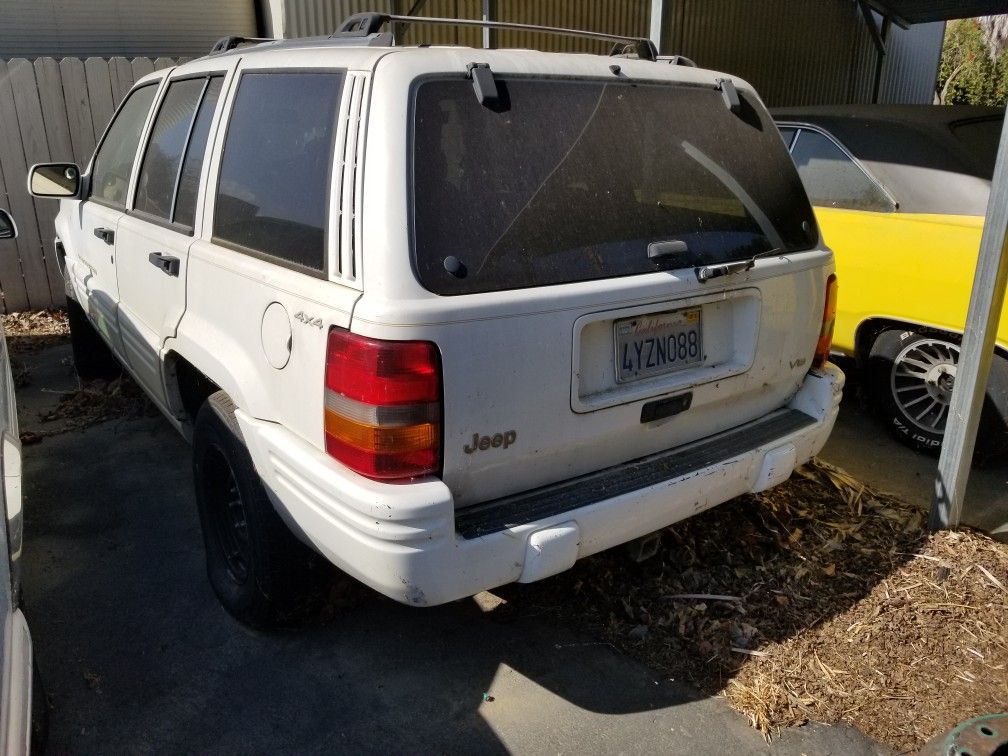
30, 13, 843, 627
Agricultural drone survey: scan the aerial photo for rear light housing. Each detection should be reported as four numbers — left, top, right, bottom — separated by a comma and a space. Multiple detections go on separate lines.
813, 273, 838, 369
324, 328, 442, 481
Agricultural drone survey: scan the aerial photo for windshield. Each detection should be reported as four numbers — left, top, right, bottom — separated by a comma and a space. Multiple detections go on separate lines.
410, 77, 817, 295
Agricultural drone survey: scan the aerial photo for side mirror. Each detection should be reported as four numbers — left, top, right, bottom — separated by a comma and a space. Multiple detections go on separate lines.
0, 209, 16, 240
28, 162, 81, 198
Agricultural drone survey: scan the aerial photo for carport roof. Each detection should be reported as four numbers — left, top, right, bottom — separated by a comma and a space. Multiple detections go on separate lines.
865, 0, 1008, 26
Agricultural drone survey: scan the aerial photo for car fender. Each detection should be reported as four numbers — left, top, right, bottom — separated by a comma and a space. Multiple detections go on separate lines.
164, 321, 271, 424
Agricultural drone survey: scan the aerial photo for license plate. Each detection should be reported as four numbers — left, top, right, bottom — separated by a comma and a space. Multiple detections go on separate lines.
615, 307, 703, 383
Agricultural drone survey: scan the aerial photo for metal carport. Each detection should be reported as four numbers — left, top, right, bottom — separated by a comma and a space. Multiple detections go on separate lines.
861, 0, 1008, 528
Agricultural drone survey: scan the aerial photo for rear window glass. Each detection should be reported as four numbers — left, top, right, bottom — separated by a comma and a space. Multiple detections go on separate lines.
214, 72, 343, 273
411, 78, 817, 295
790, 130, 894, 212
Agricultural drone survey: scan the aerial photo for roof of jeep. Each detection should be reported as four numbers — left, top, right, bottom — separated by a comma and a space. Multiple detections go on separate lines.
139, 41, 747, 93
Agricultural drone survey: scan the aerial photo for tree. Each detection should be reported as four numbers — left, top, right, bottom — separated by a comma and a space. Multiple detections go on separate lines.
937, 17, 1008, 105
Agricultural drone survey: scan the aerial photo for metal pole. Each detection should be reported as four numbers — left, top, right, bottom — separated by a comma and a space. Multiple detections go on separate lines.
930, 120, 1008, 530
649, 0, 664, 55
481, 0, 491, 49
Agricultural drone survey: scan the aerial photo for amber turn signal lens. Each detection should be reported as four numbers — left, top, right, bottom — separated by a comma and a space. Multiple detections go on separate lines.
813, 273, 838, 369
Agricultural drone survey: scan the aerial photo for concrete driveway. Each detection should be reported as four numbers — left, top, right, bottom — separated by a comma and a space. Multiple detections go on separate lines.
19, 345, 886, 754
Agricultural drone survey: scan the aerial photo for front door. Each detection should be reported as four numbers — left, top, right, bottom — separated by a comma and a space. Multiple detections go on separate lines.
116, 74, 227, 403
74, 81, 161, 358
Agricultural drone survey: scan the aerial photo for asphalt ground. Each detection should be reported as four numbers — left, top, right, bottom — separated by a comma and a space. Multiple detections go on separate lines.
18, 345, 896, 754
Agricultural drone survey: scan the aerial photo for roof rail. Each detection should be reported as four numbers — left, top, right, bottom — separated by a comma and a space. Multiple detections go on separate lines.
331, 12, 658, 61
209, 35, 277, 54
656, 54, 697, 67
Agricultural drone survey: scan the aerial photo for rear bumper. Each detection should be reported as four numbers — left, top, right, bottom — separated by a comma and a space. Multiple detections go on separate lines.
237, 363, 844, 606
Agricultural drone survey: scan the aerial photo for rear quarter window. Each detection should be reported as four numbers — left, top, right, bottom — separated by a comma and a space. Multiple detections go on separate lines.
789, 129, 893, 212
213, 71, 343, 274
410, 77, 817, 295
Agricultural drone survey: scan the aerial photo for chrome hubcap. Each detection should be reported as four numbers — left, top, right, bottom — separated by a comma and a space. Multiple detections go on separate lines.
891, 339, 959, 433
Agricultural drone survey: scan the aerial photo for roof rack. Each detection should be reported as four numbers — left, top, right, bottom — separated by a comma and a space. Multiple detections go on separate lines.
209, 35, 278, 54
331, 12, 659, 61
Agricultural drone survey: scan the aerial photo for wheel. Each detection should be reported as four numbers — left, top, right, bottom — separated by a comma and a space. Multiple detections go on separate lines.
65, 295, 121, 380
867, 329, 1008, 459
192, 391, 320, 628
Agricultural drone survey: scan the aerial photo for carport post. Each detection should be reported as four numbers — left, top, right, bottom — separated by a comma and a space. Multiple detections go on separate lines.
930, 122, 1008, 530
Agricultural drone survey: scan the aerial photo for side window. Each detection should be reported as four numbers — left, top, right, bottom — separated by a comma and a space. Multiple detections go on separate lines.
90, 84, 158, 207
777, 126, 797, 149
174, 77, 224, 228
790, 130, 893, 212
134, 78, 205, 221
213, 71, 343, 273
134, 75, 224, 229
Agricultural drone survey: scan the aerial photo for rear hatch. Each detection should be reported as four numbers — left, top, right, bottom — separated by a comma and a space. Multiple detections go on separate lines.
361, 59, 830, 507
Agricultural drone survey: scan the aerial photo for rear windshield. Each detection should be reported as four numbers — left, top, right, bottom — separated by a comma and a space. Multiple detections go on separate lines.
411, 77, 817, 295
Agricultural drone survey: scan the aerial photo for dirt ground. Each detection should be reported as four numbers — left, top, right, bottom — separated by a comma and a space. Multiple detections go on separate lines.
6, 310, 1006, 752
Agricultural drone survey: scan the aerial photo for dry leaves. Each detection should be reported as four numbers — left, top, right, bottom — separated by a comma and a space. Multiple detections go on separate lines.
2, 309, 69, 353
21, 374, 153, 444
501, 458, 1007, 752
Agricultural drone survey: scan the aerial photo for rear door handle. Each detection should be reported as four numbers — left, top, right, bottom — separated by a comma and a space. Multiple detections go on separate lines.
148, 252, 180, 277
93, 227, 114, 244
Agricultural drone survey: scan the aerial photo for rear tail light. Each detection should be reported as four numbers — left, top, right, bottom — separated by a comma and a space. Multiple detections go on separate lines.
324, 329, 442, 481
813, 273, 838, 369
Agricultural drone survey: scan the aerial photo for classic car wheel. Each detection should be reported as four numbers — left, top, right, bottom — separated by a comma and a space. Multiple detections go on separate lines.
868, 329, 1008, 459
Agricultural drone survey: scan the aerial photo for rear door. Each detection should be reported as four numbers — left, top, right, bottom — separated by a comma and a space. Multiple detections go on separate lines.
367, 64, 832, 506
72, 82, 160, 356
116, 71, 230, 402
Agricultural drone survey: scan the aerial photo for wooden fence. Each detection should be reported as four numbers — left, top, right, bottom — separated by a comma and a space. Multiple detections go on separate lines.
0, 56, 182, 312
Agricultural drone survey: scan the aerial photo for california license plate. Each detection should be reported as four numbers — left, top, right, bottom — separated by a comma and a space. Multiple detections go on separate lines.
615, 307, 703, 383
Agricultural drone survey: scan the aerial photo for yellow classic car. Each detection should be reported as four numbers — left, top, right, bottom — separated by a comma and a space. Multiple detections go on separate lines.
773, 105, 1007, 456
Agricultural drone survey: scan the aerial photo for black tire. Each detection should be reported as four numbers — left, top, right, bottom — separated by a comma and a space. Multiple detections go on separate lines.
65, 295, 121, 380
867, 329, 1008, 459
192, 391, 319, 628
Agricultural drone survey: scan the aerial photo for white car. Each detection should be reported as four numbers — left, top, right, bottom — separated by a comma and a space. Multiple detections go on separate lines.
29, 13, 843, 627
0, 208, 39, 754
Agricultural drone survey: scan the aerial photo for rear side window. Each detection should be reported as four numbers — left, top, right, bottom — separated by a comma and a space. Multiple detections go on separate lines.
134, 77, 211, 223
90, 84, 158, 207
213, 71, 343, 273
174, 77, 225, 228
790, 130, 893, 212
411, 78, 817, 295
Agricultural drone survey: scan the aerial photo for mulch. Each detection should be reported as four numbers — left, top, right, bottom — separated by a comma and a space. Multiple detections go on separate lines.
499, 459, 1007, 752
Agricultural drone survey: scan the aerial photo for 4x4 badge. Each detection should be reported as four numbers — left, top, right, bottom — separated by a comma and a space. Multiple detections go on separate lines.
293, 311, 323, 328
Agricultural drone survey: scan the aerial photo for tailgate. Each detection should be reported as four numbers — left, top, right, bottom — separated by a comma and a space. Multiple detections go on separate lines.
359, 61, 828, 506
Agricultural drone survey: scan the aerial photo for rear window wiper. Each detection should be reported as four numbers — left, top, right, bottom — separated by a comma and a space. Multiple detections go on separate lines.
696, 247, 782, 283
